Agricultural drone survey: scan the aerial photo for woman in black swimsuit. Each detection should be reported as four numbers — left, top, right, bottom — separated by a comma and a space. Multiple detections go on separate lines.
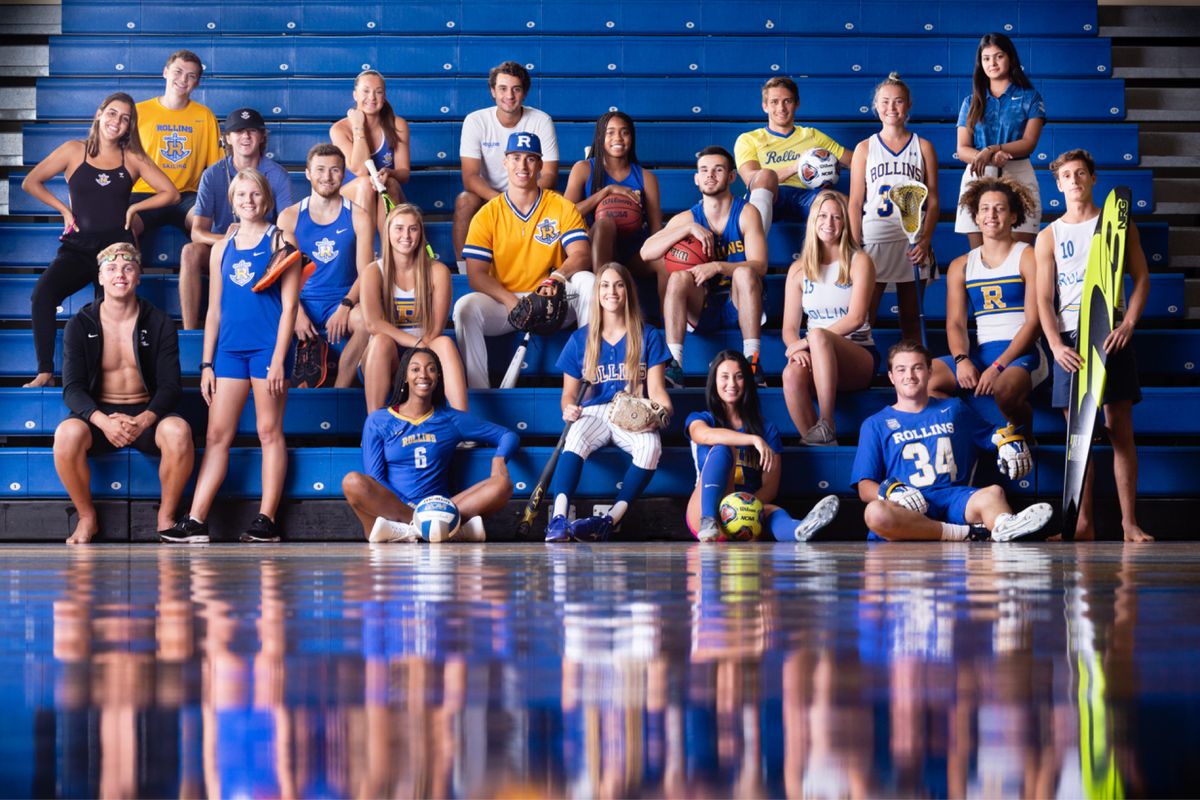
20, 92, 179, 387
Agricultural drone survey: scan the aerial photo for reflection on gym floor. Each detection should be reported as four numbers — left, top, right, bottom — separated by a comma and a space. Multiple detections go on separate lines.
2, 542, 1197, 797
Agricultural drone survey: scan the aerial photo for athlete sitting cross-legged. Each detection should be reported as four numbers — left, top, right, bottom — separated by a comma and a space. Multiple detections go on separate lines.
852, 340, 1052, 542
342, 347, 518, 543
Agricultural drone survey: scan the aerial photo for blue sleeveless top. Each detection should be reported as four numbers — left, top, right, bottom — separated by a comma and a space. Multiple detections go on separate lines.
294, 197, 358, 302
218, 227, 283, 353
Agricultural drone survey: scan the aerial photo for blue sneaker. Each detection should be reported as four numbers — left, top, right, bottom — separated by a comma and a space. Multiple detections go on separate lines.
665, 358, 685, 389
544, 514, 572, 543
570, 514, 613, 543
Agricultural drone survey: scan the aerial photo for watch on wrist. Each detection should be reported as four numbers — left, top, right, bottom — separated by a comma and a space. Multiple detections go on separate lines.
953, 354, 969, 364
340, 297, 355, 309
200, 361, 214, 371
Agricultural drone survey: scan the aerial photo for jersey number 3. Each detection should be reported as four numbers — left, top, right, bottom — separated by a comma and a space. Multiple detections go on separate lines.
902, 437, 958, 487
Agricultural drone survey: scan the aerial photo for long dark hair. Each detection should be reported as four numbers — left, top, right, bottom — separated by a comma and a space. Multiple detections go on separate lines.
966, 33, 1034, 131
389, 347, 447, 408
85, 92, 145, 159
355, 70, 399, 156
704, 349, 765, 438
587, 111, 638, 198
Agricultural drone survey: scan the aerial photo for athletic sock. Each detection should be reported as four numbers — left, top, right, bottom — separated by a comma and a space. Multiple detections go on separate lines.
765, 508, 797, 542
699, 446, 734, 518
750, 188, 774, 235
743, 338, 761, 359
456, 259, 467, 274
548, 452, 584, 519
552, 494, 569, 519
611, 465, 654, 523
940, 522, 970, 541
668, 342, 684, 365
608, 501, 628, 525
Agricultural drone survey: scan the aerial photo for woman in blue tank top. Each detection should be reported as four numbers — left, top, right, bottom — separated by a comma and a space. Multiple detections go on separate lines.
330, 69, 411, 231
167, 168, 301, 544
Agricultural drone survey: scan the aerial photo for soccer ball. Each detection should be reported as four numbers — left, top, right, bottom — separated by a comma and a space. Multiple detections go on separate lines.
412, 495, 461, 543
718, 491, 764, 541
796, 148, 839, 190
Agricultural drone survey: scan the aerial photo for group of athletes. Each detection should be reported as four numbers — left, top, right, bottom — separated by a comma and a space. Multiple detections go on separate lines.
25, 33, 1152, 545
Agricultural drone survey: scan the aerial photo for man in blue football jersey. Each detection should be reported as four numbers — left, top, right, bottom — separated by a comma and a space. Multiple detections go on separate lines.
851, 340, 1051, 541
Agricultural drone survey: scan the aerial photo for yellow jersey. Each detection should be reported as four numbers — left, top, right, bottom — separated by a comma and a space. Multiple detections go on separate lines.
133, 98, 222, 194
463, 189, 589, 293
733, 126, 845, 188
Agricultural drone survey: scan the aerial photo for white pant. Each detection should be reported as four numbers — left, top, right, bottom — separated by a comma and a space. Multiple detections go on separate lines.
452, 271, 595, 388
564, 403, 662, 470
954, 159, 1042, 235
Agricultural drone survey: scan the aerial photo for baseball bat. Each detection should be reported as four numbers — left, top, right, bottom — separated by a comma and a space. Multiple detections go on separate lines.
515, 380, 590, 539
499, 331, 532, 389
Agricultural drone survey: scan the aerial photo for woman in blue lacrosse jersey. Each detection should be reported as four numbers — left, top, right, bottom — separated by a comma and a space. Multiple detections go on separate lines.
163, 168, 300, 544
342, 347, 518, 543
686, 350, 839, 543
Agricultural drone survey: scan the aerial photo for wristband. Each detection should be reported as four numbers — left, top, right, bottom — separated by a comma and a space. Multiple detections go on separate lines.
953, 353, 969, 364
992, 360, 1005, 372
340, 297, 355, 309
199, 362, 214, 371
550, 270, 567, 283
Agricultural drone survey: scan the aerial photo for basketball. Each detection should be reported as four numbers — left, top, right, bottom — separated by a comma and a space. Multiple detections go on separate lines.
413, 495, 461, 543
718, 491, 764, 541
796, 148, 839, 190
663, 235, 708, 272
595, 193, 643, 234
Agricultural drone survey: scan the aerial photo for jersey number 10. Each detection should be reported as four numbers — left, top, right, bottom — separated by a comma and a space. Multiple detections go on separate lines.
902, 437, 958, 487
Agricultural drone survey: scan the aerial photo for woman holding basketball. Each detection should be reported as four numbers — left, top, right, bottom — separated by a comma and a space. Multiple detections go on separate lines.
781, 190, 878, 446
21, 92, 179, 388
360, 204, 467, 413
162, 168, 300, 544
564, 112, 663, 291
543, 262, 672, 543
848, 72, 939, 342
686, 350, 839, 543
330, 69, 411, 226
342, 347, 517, 543
955, 33, 1045, 248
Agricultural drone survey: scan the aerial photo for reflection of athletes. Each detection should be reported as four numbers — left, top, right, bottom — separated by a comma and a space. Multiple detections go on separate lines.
852, 341, 1050, 542
342, 348, 518, 543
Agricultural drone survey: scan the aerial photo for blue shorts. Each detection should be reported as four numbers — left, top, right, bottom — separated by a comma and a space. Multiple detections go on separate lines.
922, 485, 978, 525
214, 346, 295, 381
1051, 330, 1141, 409
300, 295, 351, 354
937, 340, 1049, 388
773, 185, 819, 222
694, 290, 738, 332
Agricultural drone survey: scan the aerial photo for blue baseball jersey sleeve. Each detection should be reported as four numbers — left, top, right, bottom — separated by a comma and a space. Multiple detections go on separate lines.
685, 410, 782, 494
555, 325, 671, 407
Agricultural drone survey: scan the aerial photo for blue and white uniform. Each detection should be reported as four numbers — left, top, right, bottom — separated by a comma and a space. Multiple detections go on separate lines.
690, 198, 750, 331
686, 411, 783, 494
377, 261, 422, 336
937, 242, 1047, 385
851, 396, 995, 525
361, 405, 518, 506
341, 136, 394, 185
862, 133, 927, 283
215, 226, 291, 380
294, 197, 359, 344
802, 260, 878, 360
554, 324, 671, 469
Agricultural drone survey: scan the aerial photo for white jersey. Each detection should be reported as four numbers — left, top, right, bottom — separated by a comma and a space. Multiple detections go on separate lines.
803, 261, 874, 346
964, 241, 1028, 344
459, 106, 559, 192
1050, 214, 1124, 333
862, 132, 926, 243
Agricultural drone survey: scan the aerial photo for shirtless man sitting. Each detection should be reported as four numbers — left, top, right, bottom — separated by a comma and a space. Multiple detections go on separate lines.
54, 242, 194, 543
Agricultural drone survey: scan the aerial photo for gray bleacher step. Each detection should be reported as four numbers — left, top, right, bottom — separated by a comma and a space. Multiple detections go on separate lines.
1113, 45, 1200, 79
0, 86, 36, 121
1154, 178, 1200, 216
0, 4, 61, 36
0, 132, 19, 167
0, 44, 48, 78
1126, 88, 1200, 122
1100, 5, 1200, 38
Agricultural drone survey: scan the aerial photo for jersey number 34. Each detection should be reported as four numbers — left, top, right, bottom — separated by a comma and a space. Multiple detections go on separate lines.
902, 437, 958, 487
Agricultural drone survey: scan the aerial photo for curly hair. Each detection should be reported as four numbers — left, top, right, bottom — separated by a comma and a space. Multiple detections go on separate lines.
958, 176, 1036, 229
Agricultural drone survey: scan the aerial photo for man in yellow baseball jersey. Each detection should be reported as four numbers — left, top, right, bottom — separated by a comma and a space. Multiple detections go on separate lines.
735, 76, 851, 236
131, 49, 222, 241
454, 132, 593, 388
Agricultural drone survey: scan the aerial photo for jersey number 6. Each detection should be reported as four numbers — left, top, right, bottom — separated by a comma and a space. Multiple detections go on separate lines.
414, 447, 428, 469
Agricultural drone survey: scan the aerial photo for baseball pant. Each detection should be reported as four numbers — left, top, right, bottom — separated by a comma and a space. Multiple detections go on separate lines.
564, 403, 662, 470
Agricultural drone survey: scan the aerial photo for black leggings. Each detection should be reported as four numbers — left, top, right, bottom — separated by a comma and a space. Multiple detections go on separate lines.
32, 230, 132, 374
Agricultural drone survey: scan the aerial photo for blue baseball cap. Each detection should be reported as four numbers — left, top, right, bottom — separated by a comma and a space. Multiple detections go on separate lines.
505, 131, 542, 156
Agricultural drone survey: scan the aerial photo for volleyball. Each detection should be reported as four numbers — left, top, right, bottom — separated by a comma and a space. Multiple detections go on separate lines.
718, 491, 763, 541
413, 495, 461, 543
796, 148, 839, 190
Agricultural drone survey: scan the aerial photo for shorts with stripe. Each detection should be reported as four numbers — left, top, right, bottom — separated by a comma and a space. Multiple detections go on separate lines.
564, 403, 662, 470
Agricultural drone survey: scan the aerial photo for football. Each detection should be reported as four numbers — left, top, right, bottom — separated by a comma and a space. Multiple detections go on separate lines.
718, 491, 764, 541
796, 148, 839, 190
595, 193, 643, 234
663, 234, 709, 272
412, 495, 461, 543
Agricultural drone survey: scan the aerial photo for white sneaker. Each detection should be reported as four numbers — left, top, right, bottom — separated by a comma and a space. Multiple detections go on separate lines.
369, 517, 422, 543
450, 516, 487, 543
697, 516, 721, 543
991, 503, 1053, 542
795, 495, 840, 542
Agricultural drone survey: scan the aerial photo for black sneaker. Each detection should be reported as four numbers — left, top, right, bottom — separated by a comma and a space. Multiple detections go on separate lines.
160, 517, 209, 544
240, 514, 281, 543
966, 523, 991, 542
749, 352, 767, 387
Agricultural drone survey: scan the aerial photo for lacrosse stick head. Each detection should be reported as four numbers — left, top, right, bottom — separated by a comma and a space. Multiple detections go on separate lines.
888, 182, 929, 244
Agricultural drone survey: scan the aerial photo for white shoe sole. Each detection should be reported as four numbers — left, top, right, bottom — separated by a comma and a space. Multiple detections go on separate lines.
795, 495, 840, 541
369, 517, 421, 543
992, 503, 1053, 542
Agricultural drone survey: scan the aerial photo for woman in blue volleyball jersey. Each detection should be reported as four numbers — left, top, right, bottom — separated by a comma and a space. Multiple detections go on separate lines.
162, 168, 301, 545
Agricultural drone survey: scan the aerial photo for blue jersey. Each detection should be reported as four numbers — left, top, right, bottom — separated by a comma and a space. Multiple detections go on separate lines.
218, 227, 283, 353
294, 197, 358, 302
362, 405, 519, 506
555, 324, 670, 407
851, 397, 994, 492
685, 411, 783, 494
690, 197, 747, 291
341, 136, 395, 185
584, 159, 647, 224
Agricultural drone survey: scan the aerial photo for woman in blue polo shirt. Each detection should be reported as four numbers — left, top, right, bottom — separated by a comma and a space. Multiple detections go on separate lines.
955, 32, 1046, 248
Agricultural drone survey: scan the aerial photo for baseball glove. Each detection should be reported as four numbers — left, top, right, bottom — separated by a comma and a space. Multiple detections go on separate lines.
608, 390, 670, 433
507, 278, 568, 336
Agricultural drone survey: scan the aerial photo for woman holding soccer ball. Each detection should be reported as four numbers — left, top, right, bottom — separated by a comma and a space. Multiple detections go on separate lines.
685, 350, 839, 543
342, 347, 517, 543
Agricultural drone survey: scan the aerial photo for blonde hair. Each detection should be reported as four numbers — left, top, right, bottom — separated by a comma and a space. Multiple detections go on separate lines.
96, 241, 141, 267
872, 72, 912, 117
225, 167, 274, 220
797, 190, 859, 285
582, 262, 646, 395
380, 204, 438, 340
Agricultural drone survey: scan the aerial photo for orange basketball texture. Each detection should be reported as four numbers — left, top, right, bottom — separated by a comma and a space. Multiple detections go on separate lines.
664, 235, 708, 272
595, 193, 643, 234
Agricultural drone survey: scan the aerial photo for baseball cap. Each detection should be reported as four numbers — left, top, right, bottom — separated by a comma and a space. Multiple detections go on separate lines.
505, 132, 542, 156
225, 107, 266, 132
